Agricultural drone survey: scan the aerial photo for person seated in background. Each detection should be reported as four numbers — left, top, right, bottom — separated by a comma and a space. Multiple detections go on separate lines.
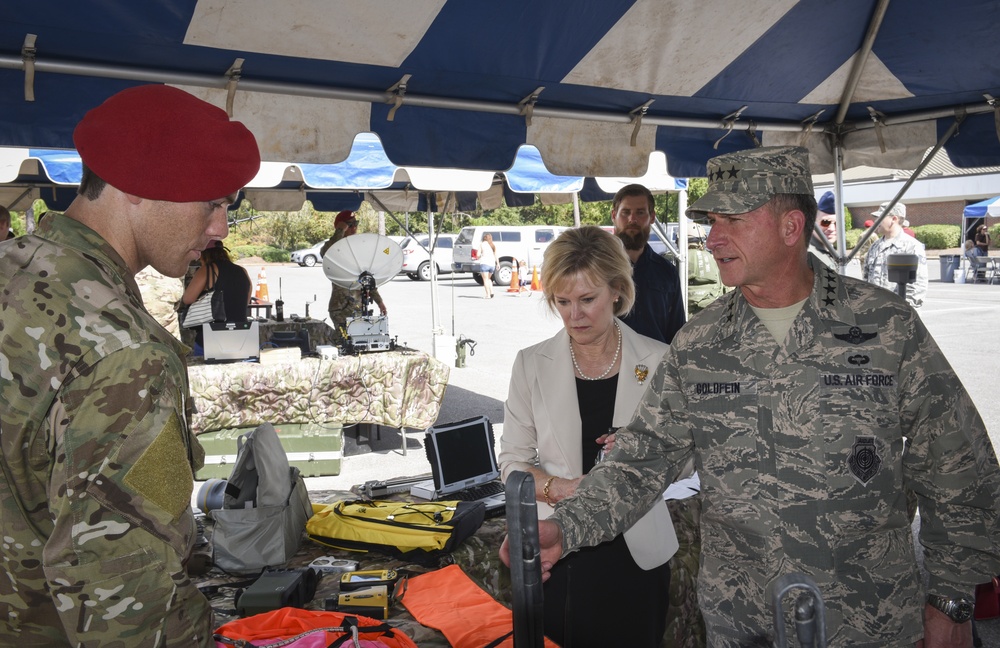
499, 226, 678, 647
182, 240, 253, 352
975, 224, 991, 256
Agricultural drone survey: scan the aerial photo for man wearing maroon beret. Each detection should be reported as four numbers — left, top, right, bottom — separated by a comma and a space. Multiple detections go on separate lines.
0, 85, 260, 646
320, 209, 359, 258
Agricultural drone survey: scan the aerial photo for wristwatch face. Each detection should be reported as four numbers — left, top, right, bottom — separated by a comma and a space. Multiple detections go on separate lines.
950, 599, 974, 623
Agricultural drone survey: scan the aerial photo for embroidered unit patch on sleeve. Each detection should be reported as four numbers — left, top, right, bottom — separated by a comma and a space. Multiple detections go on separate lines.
123, 411, 194, 519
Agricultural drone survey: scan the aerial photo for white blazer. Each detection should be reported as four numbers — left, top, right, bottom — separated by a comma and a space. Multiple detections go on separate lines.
499, 319, 678, 569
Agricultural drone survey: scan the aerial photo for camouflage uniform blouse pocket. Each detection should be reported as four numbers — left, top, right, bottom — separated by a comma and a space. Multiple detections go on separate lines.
688, 379, 761, 501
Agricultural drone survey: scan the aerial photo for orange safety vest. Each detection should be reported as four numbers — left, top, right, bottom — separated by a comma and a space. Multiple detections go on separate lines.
399, 564, 560, 648
214, 607, 418, 648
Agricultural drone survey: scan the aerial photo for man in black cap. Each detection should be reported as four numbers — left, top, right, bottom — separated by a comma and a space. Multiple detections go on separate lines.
0, 84, 260, 646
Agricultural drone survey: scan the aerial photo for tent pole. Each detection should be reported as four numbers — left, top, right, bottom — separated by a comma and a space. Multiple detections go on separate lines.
833, 141, 848, 274
6, 52, 994, 140
834, 0, 891, 126
678, 189, 689, 317
428, 200, 441, 335
572, 192, 580, 228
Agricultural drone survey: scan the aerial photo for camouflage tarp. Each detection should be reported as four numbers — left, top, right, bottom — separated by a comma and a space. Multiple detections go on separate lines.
188, 351, 450, 435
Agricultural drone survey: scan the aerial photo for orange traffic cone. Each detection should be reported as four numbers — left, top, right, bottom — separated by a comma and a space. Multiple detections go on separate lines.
531, 266, 541, 291
507, 263, 521, 292
254, 267, 270, 302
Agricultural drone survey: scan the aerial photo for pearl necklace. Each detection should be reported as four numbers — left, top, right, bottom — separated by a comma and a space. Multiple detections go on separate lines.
569, 321, 621, 381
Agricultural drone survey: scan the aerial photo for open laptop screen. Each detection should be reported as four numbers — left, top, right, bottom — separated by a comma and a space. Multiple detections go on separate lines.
203, 321, 260, 363
426, 416, 498, 495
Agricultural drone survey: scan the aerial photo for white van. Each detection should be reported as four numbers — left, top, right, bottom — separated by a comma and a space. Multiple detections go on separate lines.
452, 225, 568, 286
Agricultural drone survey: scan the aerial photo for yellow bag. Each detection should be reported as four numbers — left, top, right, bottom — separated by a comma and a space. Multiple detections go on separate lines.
306, 499, 485, 562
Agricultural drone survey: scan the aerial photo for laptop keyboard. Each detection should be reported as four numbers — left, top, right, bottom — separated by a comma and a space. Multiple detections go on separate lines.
450, 480, 505, 502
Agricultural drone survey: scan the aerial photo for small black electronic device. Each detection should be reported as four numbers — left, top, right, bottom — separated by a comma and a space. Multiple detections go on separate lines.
275, 298, 284, 322
234, 567, 320, 617
339, 569, 399, 592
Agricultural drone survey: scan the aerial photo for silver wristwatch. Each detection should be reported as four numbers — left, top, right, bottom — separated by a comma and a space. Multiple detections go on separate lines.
926, 594, 974, 623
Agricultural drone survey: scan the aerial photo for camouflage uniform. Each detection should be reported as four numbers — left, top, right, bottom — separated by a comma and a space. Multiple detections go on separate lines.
863, 231, 928, 307
551, 259, 1000, 647
327, 284, 383, 339
0, 214, 212, 646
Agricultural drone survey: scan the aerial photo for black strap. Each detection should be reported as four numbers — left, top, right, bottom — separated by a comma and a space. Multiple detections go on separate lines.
326, 616, 398, 647
483, 630, 514, 648
205, 262, 218, 291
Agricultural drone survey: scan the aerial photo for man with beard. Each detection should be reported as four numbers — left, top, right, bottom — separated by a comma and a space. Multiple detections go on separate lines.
611, 184, 685, 344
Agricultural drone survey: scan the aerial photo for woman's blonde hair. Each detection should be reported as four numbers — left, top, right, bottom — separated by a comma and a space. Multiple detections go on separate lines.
541, 226, 635, 317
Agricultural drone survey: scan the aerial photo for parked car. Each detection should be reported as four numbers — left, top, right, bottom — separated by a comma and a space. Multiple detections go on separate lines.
452, 225, 568, 286
290, 241, 325, 267
399, 234, 464, 281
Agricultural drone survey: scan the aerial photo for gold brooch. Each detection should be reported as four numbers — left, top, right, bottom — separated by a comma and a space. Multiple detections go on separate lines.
634, 364, 648, 384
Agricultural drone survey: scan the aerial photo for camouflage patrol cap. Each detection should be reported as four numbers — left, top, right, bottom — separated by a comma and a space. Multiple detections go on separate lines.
872, 201, 905, 220
687, 145, 813, 218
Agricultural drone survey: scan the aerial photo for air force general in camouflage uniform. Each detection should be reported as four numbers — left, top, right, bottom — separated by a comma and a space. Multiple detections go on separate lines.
863, 201, 928, 309
515, 146, 1000, 647
0, 86, 260, 645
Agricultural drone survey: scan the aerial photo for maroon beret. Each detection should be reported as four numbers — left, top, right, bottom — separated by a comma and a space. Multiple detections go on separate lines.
335, 210, 356, 225
73, 85, 261, 202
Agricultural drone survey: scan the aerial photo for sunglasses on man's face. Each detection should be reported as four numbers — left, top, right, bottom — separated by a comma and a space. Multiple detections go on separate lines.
820, 218, 835, 227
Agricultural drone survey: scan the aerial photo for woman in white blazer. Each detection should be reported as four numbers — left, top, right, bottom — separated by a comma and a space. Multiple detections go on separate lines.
499, 226, 676, 647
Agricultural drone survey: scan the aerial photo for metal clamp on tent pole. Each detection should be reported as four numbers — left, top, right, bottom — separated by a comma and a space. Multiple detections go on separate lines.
225, 58, 244, 118
386, 74, 411, 122
518, 86, 545, 127
985, 94, 1000, 145
866, 106, 888, 154
799, 109, 825, 147
713, 105, 747, 149
746, 121, 760, 148
629, 99, 654, 147
22, 34, 37, 102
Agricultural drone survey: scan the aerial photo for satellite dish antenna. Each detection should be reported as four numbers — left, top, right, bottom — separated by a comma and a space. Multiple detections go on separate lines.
323, 233, 403, 290
323, 233, 404, 341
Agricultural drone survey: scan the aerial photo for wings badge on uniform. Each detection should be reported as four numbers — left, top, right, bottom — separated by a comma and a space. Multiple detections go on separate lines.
832, 325, 877, 345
